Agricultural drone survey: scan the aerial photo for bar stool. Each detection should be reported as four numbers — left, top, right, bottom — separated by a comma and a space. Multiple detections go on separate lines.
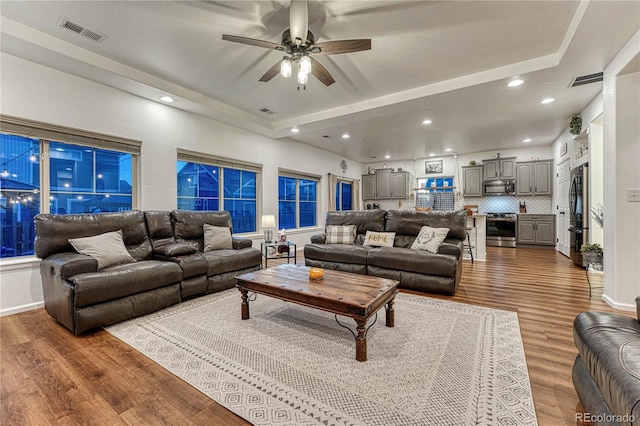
465, 231, 474, 264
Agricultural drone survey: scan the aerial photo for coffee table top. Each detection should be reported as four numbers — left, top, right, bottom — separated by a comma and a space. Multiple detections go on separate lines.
236, 264, 399, 319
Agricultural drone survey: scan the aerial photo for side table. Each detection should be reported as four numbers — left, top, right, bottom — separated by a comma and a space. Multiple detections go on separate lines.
261, 242, 297, 269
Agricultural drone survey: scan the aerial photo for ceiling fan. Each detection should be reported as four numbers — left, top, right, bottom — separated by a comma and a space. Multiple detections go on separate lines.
221, 0, 371, 87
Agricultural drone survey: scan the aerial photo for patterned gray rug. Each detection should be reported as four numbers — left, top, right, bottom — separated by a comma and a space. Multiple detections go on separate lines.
106, 289, 537, 425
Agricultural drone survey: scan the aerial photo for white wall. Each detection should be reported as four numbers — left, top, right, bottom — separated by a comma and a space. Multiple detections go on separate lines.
0, 53, 364, 315
601, 29, 640, 310
589, 121, 604, 245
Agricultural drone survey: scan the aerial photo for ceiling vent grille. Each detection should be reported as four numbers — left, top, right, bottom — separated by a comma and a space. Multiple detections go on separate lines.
258, 107, 277, 115
570, 72, 603, 87
58, 17, 107, 42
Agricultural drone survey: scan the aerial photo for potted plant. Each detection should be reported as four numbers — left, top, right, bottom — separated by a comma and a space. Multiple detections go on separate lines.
581, 242, 603, 267
570, 115, 582, 135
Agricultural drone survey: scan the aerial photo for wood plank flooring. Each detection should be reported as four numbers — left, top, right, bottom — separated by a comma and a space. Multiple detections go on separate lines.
1, 247, 630, 425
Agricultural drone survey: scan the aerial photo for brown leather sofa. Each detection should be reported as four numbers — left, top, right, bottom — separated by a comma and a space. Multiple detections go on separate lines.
34, 210, 261, 335
572, 298, 640, 425
304, 209, 467, 295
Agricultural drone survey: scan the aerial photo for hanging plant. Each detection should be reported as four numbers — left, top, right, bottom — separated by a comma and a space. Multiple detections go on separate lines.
569, 115, 582, 135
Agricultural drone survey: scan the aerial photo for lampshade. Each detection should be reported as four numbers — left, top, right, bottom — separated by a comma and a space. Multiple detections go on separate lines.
299, 55, 312, 74
280, 57, 292, 78
297, 68, 308, 85
261, 215, 276, 228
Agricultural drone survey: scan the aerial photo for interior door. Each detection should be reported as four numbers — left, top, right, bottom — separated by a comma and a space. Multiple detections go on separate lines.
556, 159, 571, 257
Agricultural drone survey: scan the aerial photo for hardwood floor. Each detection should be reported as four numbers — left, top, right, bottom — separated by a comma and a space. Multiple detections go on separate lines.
1, 247, 629, 425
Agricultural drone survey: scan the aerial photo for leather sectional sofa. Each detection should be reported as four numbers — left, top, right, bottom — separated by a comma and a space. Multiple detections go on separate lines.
304, 209, 467, 295
572, 298, 640, 425
34, 209, 261, 335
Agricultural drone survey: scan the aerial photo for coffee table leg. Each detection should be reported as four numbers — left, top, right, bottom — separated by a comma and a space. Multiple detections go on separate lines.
386, 298, 395, 327
240, 288, 250, 320
355, 319, 367, 362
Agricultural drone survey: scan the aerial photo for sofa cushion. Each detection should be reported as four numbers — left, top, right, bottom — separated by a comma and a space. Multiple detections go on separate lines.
203, 248, 262, 276
69, 230, 136, 270
573, 311, 640, 422
71, 260, 183, 307
171, 210, 233, 251
153, 243, 197, 257
325, 210, 386, 237
304, 243, 371, 265
203, 224, 233, 251
385, 210, 467, 244
411, 226, 450, 253
363, 231, 395, 247
325, 225, 356, 244
367, 247, 458, 277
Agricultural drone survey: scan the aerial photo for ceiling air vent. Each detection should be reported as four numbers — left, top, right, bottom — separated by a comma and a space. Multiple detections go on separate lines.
58, 17, 107, 42
570, 72, 603, 87
258, 107, 277, 115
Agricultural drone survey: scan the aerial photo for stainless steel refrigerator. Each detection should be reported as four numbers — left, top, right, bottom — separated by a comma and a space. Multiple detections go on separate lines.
569, 163, 589, 267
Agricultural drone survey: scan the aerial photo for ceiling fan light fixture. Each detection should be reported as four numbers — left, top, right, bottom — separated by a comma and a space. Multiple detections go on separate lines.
280, 57, 292, 78
297, 68, 309, 85
299, 55, 312, 75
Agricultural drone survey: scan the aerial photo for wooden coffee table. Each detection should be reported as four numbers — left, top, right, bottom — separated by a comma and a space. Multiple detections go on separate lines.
235, 264, 399, 362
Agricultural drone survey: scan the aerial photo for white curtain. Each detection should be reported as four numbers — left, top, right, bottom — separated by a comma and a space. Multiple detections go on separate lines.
328, 174, 338, 212
352, 179, 361, 210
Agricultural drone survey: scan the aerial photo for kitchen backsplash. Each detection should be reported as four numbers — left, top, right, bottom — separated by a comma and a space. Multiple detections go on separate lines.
365, 196, 553, 214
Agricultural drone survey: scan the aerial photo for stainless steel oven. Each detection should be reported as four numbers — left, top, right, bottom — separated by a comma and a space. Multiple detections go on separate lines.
483, 180, 515, 196
486, 212, 517, 247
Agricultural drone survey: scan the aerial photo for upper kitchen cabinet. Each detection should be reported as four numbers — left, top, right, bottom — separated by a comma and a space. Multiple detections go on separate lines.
362, 169, 408, 200
482, 157, 516, 180
462, 165, 483, 196
362, 174, 376, 200
516, 160, 553, 196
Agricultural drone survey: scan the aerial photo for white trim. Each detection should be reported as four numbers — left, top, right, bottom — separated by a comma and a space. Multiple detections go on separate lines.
0, 255, 40, 271
601, 293, 637, 312
1, 301, 44, 317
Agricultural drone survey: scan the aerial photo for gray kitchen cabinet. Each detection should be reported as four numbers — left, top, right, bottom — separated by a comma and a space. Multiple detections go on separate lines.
516, 160, 553, 196
483, 157, 516, 180
361, 169, 408, 200
462, 165, 483, 196
517, 214, 555, 245
362, 174, 376, 200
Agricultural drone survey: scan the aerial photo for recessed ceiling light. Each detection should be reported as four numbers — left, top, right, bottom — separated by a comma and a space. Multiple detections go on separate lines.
384, 155, 390, 159
541, 98, 555, 104
508, 79, 524, 87
422, 119, 433, 125
445, 148, 452, 152
523, 138, 532, 143
342, 132, 350, 139
429, 153, 435, 157
290, 127, 300, 133
160, 96, 174, 103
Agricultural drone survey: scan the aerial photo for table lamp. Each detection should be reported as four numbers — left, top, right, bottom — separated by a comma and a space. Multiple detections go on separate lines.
261, 215, 276, 243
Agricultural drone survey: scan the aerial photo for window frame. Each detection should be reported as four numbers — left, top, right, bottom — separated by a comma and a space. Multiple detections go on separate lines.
335, 178, 354, 211
177, 149, 262, 235
0, 115, 141, 260
277, 168, 320, 230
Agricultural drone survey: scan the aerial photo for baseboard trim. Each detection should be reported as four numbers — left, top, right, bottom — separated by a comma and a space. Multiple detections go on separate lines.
601, 294, 636, 312
1, 301, 44, 317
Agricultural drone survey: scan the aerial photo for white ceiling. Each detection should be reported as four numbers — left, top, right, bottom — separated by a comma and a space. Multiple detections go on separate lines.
1, 1, 639, 163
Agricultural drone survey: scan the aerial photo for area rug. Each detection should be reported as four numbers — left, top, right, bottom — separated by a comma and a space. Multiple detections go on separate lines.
105, 289, 537, 425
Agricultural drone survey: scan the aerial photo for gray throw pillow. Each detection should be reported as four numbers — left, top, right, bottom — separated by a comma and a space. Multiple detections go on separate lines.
68, 230, 136, 270
411, 225, 450, 253
203, 224, 232, 251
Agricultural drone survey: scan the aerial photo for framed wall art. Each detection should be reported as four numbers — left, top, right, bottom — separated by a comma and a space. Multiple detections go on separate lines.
425, 160, 443, 174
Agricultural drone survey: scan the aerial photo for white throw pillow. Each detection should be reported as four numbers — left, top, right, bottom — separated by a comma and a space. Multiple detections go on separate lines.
203, 224, 233, 251
362, 231, 396, 247
411, 226, 450, 253
69, 230, 136, 270
325, 225, 356, 244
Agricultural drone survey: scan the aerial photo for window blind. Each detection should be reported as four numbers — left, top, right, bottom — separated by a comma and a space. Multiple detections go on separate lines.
178, 148, 262, 172
278, 167, 321, 181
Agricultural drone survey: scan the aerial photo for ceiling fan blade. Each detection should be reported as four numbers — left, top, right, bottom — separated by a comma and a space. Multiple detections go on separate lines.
289, 0, 309, 45
259, 61, 282, 83
222, 34, 283, 50
313, 39, 371, 56
310, 57, 335, 86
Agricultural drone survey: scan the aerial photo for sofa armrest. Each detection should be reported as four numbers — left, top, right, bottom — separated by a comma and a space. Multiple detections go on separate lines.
438, 242, 462, 258
232, 237, 253, 250
40, 252, 98, 281
310, 233, 326, 244
153, 243, 197, 257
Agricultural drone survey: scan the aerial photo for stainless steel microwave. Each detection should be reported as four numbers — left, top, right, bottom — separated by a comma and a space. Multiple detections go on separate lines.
483, 180, 515, 196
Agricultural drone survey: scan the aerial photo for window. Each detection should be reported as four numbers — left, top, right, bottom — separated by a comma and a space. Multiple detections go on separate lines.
278, 169, 320, 229
177, 149, 261, 234
1, 116, 140, 259
335, 180, 353, 211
